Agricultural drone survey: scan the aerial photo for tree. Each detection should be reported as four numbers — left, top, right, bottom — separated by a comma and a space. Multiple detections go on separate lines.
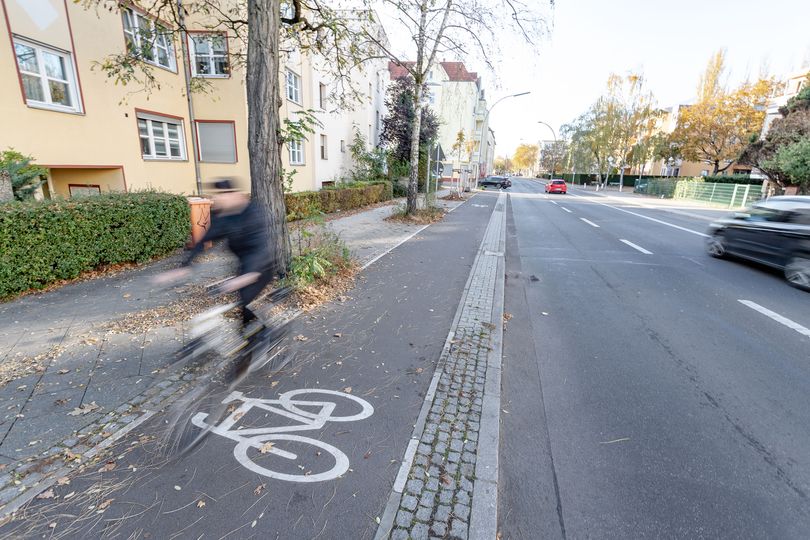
670, 50, 773, 175
539, 141, 568, 177
493, 156, 512, 174
0, 149, 46, 201
765, 137, 810, 193
79, 0, 378, 272
740, 76, 810, 193
360, 0, 551, 214
380, 77, 440, 164
512, 144, 538, 174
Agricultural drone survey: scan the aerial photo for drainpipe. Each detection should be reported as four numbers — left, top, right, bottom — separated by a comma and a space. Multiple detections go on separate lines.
177, 0, 203, 195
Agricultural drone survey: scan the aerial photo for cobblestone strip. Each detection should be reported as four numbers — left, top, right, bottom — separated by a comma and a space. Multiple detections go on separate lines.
377, 192, 506, 540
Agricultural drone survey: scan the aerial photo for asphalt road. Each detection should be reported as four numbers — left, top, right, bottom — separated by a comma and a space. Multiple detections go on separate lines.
499, 178, 810, 539
0, 194, 499, 539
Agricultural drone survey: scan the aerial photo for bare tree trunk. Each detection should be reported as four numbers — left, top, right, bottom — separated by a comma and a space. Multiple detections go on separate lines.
247, 0, 290, 272
407, 87, 423, 214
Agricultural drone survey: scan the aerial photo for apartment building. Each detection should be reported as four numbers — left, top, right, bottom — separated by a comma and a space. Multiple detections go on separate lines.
1, 0, 250, 198
762, 68, 809, 135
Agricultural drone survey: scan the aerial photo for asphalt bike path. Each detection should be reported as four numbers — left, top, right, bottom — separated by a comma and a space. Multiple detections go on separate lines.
0, 194, 498, 539
499, 179, 810, 538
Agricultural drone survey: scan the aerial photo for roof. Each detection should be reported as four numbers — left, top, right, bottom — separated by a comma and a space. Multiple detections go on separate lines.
440, 62, 478, 82
388, 61, 414, 80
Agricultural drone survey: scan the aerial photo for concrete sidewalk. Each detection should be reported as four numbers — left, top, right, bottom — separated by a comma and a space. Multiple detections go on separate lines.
0, 192, 463, 508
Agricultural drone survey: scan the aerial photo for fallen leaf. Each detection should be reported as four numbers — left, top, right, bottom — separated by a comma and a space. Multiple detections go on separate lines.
233, 412, 245, 422
440, 473, 452, 486
503, 312, 513, 321
64, 450, 80, 462
36, 489, 55, 500
54, 398, 68, 406
375, 516, 381, 524
98, 461, 116, 473
259, 442, 274, 454
294, 335, 309, 342
98, 499, 113, 510
415, 367, 423, 374
196, 500, 206, 508
57, 369, 70, 375
16, 385, 26, 391
56, 477, 70, 486
67, 402, 99, 416
343, 387, 352, 394
363, 450, 372, 459
270, 381, 279, 388
333, 333, 342, 338
541, 312, 549, 316
123, 293, 131, 298
253, 483, 266, 495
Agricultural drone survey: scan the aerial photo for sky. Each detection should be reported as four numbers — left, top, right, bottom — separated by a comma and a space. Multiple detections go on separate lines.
375, 0, 810, 158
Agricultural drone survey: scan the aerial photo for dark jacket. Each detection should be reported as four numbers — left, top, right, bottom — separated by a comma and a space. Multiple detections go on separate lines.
183, 200, 275, 275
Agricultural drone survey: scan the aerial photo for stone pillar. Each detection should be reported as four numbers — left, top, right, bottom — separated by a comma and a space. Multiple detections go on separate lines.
0, 170, 13, 203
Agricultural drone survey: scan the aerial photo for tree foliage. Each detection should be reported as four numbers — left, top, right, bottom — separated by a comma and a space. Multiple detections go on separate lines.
539, 141, 568, 175
380, 77, 440, 164
493, 155, 513, 174
512, 144, 538, 173
0, 149, 46, 201
670, 50, 773, 174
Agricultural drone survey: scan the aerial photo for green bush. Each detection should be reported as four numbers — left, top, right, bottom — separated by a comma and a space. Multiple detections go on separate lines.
702, 174, 763, 185
0, 192, 190, 298
285, 181, 392, 221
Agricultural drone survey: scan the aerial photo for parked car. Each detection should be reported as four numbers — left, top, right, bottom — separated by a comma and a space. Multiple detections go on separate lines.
479, 176, 510, 189
545, 179, 567, 194
634, 179, 649, 193
706, 196, 810, 291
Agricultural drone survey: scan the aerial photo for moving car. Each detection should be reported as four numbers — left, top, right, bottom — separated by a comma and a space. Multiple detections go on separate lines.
479, 176, 510, 189
545, 179, 567, 194
706, 196, 810, 291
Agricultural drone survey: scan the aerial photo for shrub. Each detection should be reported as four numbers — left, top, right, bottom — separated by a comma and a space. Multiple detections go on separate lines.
285, 181, 392, 221
702, 174, 762, 185
0, 192, 190, 298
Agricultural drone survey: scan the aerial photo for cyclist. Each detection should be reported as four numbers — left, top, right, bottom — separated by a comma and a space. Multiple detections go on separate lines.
156, 178, 281, 378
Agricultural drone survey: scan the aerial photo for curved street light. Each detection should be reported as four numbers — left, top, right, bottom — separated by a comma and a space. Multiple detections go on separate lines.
473, 91, 531, 188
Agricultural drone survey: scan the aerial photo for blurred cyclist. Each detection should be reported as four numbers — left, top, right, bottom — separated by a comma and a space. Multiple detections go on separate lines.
156, 178, 281, 377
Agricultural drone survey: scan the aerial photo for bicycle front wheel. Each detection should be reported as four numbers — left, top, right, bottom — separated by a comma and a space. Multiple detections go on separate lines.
233, 434, 350, 483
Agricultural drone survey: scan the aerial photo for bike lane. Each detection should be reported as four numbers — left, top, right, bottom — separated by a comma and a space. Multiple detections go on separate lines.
0, 194, 497, 539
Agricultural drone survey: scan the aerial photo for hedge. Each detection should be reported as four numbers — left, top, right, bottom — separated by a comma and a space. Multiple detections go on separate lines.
285, 181, 392, 221
0, 192, 190, 298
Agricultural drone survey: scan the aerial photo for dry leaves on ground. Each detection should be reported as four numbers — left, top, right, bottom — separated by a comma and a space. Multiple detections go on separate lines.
98, 461, 116, 473
197, 500, 206, 508
67, 402, 99, 416
385, 207, 446, 225
36, 489, 55, 500
253, 483, 266, 496
259, 442, 274, 454
0, 346, 65, 387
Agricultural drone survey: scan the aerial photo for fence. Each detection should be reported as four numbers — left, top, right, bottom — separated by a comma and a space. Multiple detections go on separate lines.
635, 178, 763, 208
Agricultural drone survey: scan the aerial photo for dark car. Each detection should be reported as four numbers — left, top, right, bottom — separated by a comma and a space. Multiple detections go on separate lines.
706, 196, 810, 291
479, 176, 510, 189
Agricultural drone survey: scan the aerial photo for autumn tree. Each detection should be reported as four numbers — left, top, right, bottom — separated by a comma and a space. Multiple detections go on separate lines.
380, 77, 440, 164
493, 156, 513, 174
671, 50, 773, 175
360, 0, 551, 214
539, 141, 568, 177
512, 144, 539, 175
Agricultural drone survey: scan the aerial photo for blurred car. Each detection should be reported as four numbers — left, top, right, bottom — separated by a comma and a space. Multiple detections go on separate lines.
634, 179, 649, 193
545, 179, 567, 194
479, 176, 510, 189
706, 196, 810, 291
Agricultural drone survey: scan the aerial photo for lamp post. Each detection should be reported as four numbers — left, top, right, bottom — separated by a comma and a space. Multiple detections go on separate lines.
474, 91, 530, 189
537, 121, 557, 180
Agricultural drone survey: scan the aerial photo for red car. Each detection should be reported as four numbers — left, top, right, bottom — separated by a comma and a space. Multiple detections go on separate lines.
545, 179, 567, 194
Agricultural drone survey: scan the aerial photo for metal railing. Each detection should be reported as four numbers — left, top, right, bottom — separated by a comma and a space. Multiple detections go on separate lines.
635, 179, 763, 208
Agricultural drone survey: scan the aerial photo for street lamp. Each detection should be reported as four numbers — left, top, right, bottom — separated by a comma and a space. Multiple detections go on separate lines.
537, 121, 557, 180
473, 91, 530, 189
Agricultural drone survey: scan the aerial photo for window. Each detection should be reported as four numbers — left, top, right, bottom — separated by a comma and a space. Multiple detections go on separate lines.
122, 8, 175, 70
13, 39, 81, 112
319, 83, 327, 109
69, 184, 100, 197
340, 140, 346, 153
196, 121, 236, 163
137, 111, 185, 160
189, 34, 228, 77
286, 70, 301, 104
288, 139, 304, 165
320, 134, 328, 160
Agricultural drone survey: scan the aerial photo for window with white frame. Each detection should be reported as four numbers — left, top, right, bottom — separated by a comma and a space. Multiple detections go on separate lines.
340, 139, 346, 153
189, 34, 229, 77
320, 134, 328, 160
137, 112, 185, 160
196, 121, 236, 163
13, 38, 81, 112
319, 83, 327, 109
288, 139, 304, 165
286, 70, 301, 104
122, 8, 175, 70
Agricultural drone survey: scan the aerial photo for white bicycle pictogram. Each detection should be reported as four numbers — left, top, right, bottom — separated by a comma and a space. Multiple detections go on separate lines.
191, 389, 374, 482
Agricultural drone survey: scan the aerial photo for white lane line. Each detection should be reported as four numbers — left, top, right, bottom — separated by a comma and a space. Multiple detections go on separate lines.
620, 239, 653, 255
739, 300, 810, 339
560, 207, 572, 213
550, 200, 558, 205
569, 193, 709, 238
580, 218, 600, 228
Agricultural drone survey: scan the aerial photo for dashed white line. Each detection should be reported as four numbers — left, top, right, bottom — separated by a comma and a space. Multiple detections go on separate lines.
550, 200, 558, 205
560, 207, 572, 213
569, 193, 709, 238
580, 218, 600, 228
738, 300, 810, 339
620, 239, 653, 255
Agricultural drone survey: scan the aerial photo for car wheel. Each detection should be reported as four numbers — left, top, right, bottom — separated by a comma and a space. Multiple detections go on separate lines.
706, 234, 727, 258
784, 255, 810, 291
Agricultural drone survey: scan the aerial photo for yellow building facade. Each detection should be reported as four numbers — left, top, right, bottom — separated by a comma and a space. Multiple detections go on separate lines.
0, 0, 250, 198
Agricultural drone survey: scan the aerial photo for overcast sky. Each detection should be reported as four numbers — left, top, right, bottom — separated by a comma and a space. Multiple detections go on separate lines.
374, 0, 810, 158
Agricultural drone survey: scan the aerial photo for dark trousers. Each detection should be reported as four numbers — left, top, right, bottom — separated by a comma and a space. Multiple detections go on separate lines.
238, 270, 274, 328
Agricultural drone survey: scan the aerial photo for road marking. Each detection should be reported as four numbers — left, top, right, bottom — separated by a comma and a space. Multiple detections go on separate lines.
738, 300, 810, 339
550, 200, 558, 205
569, 193, 709, 237
620, 239, 653, 255
580, 218, 600, 228
560, 207, 572, 213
